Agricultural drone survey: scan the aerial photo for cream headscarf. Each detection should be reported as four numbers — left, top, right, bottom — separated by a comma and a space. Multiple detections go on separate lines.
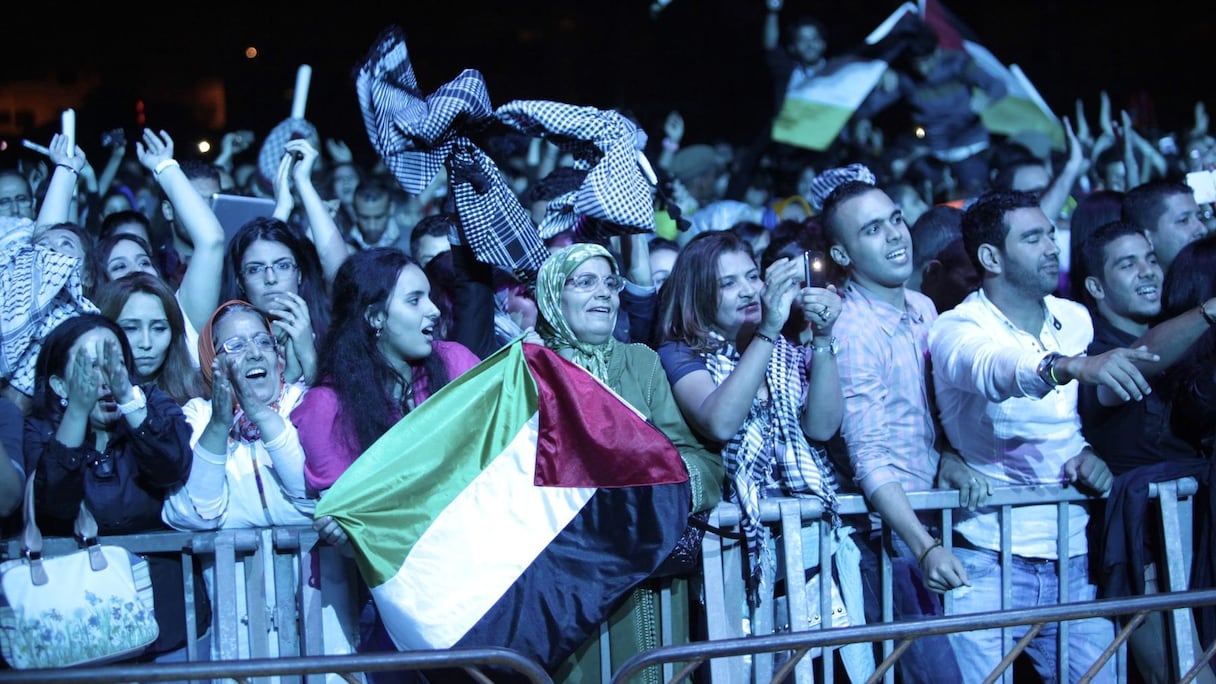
535, 243, 619, 382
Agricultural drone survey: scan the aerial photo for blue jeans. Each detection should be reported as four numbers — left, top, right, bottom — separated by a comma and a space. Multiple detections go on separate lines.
947, 547, 1116, 683
856, 530, 963, 684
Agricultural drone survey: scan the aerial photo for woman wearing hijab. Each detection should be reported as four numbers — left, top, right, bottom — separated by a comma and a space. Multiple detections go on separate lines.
161, 300, 357, 670
162, 300, 313, 529
536, 242, 724, 684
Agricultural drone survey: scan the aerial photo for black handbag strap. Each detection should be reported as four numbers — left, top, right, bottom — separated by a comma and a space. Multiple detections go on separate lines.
19, 475, 47, 586
19, 474, 108, 583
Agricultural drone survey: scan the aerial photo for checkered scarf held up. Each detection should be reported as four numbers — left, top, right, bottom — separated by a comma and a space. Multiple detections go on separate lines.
706, 335, 840, 601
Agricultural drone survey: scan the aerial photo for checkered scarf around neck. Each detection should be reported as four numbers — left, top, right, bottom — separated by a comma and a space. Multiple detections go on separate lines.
197, 300, 285, 443
535, 243, 618, 382
705, 335, 841, 599
356, 25, 658, 281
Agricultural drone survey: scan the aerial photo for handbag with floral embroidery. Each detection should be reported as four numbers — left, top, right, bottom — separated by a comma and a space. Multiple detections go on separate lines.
0, 476, 158, 669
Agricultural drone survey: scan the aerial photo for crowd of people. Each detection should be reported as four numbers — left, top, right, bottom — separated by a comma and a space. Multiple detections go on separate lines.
2, 5, 1216, 684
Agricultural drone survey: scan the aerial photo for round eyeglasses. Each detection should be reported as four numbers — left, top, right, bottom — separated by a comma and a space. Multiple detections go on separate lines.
565, 273, 626, 293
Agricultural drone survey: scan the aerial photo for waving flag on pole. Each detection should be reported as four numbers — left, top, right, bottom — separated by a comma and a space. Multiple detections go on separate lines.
771, 2, 917, 151
919, 0, 1063, 149
313, 341, 691, 671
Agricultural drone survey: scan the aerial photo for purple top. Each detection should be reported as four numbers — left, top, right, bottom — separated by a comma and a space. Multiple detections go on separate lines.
292, 341, 480, 494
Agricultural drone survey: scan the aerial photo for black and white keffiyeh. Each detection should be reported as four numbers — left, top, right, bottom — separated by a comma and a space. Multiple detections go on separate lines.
705, 335, 840, 601
0, 243, 98, 396
356, 25, 658, 280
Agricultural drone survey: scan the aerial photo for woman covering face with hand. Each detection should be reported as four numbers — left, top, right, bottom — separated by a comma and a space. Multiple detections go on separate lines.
24, 313, 203, 659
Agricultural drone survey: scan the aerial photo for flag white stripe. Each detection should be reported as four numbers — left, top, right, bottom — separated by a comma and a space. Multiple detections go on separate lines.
372, 412, 595, 649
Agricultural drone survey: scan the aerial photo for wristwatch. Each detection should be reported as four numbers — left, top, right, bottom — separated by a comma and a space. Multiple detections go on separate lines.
809, 336, 839, 357
117, 386, 147, 415
1037, 352, 1062, 387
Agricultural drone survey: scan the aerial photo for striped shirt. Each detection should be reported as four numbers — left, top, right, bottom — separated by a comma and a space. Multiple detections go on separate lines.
834, 283, 940, 501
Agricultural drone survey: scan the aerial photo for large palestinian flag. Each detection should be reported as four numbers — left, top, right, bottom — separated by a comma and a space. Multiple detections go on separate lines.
771, 2, 917, 151
313, 340, 691, 671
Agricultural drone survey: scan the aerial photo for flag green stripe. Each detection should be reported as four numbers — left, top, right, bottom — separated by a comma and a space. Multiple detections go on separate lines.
772, 101, 856, 151
315, 342, 539, 584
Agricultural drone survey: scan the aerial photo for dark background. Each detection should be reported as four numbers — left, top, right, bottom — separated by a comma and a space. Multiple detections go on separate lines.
1, 1, 1211, 164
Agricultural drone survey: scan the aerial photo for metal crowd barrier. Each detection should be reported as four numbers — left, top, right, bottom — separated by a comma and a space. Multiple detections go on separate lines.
0, 477, 1205, 684
680, 477, 1208, 684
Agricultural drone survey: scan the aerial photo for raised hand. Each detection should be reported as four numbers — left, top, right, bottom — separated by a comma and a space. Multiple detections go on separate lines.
97, 336, 135, 405
663, 111, 685, 145
136, 129, 175, 172
801, 284, 841, 334
759, 256, 801, 335
285, 139, 320, 183
47, 133, 86, 172
325, 139, 353, 165
63, 345, 101, 414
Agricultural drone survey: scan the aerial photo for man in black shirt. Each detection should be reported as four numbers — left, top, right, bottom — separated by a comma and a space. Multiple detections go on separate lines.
1077, 220, 1216, 683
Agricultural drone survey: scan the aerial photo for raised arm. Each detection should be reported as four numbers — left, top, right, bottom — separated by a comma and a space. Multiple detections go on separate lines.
137, 129, 225, 333
35, 134, 86, 228
763, 0, 782, 51
1037, 117, 1087, 222
284, 139, 349, 285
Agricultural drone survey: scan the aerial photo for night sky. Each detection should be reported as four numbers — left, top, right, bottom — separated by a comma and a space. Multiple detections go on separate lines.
1, 1, 1211, 164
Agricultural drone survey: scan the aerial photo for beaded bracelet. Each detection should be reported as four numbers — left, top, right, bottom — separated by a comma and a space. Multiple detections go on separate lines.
55, 163, 78, 175
753, 331, 776, 346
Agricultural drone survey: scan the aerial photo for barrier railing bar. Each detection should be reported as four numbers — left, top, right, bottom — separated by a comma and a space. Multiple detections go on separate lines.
611, 589, 1216, 684
0, 648, 555, 684
984, 622, 1043, 684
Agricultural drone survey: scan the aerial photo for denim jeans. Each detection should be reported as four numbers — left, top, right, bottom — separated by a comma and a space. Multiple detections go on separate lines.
856, 530, 963, 684
947, 547, 1116, 683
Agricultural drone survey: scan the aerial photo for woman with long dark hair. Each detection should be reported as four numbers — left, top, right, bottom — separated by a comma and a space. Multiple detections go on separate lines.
24, 313, 206, 660
222, 217, 331, 385
292, 247, 478, 498
93, 272, 204, 404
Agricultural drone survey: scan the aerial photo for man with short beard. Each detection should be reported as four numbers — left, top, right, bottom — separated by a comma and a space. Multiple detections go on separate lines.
929, 190, 1157, 682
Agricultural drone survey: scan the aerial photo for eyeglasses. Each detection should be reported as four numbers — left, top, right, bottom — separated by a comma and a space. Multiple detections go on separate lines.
241, 259, 298, 279
218, 332, 277, 356
0, 195, 32, 211
565, 273, 626, 293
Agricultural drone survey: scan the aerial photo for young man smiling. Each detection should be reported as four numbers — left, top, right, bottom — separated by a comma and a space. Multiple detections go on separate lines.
1075, 220, 1216, 683
821, 175, 973, 682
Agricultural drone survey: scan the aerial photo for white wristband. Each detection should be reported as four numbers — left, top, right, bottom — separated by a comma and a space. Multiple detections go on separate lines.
117, 385, 147, 415
153, 158, 180, 176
